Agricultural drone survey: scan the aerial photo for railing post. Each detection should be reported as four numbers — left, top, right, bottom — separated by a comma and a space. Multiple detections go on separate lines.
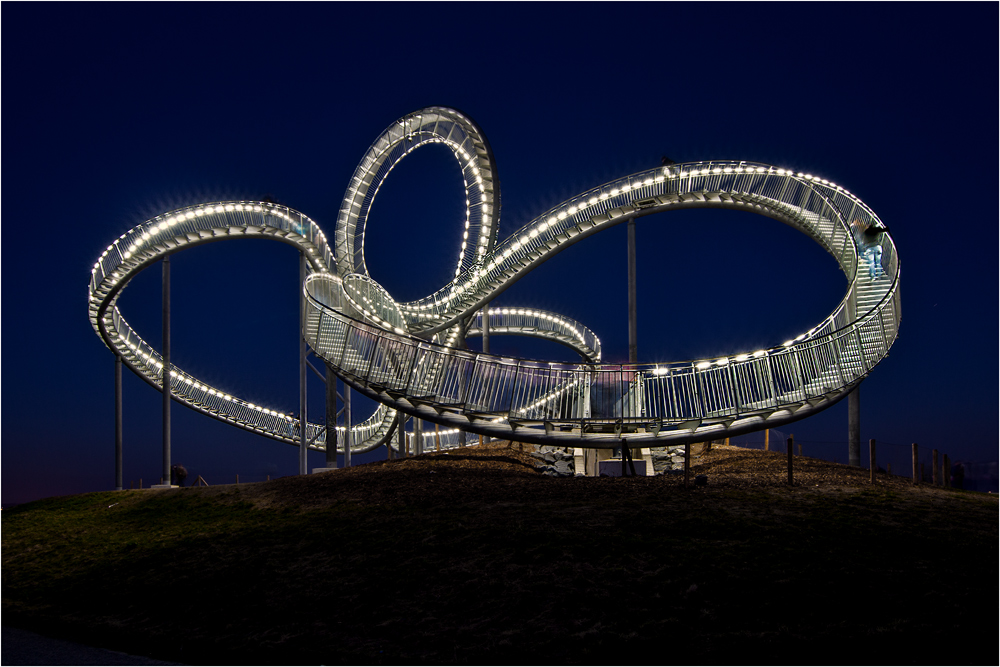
912, 443, 919, 484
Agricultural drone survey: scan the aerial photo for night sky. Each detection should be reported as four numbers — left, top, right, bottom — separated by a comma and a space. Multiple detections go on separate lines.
3, 3, 997, 504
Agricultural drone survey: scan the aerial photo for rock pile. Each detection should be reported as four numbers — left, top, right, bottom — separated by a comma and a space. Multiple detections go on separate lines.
650, 446, 686, 474
528, 445, 576, 477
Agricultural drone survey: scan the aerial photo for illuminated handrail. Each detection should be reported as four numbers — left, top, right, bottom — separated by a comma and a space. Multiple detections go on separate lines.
88, 201, 393, 454
90, 106, 900, 456
466, 307, 601, 363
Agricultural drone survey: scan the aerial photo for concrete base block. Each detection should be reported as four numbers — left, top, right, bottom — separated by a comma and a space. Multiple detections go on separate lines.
312, 467, 339, 474
149, 484, 178, 489
598, 459, 652, 477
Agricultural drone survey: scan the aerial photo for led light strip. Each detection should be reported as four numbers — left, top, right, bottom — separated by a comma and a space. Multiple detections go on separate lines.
91, 106, 900, 454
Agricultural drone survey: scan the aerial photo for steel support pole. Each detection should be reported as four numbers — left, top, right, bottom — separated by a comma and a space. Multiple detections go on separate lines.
325, 364, 338, 468
627, 217, 638, 364
299, 253, 307, 475
397, 414, 406, 458
115, 354, 123, 491
869, 439, 876, 484
344, 384, 352, 467
848, 383, 861, 467
162, 256, 171, 485
414, 418, 423, 456
482, 302, 490, 354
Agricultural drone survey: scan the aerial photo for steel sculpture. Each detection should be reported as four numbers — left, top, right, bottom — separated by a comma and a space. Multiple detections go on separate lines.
89, 106, 900, 456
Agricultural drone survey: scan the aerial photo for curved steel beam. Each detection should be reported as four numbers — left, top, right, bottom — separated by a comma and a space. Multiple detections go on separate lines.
89, 107, 900, 455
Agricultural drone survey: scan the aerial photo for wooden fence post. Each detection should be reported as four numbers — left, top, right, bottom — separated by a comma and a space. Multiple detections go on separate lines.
912, 443, 919, 484
765, 429, 770, 452
435, 423, 441, 452
932, 449, 939, 485
943, 454, 950, 488
787, 437, 793, 486
869, 439, 876, 484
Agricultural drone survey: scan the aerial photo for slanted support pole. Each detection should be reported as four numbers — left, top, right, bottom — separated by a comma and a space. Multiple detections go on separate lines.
627, 217, 638, 364
848, 383, 861, 467
161, 255, 171, 486
299, 253, 308, 475
325, 364, 338, 469
115, 354, 123, 491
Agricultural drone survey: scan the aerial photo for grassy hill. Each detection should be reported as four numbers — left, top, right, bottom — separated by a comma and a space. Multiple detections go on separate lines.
3, 444, 997, 665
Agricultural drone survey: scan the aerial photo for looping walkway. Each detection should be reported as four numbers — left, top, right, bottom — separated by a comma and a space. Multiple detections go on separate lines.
89, 107, 899, 452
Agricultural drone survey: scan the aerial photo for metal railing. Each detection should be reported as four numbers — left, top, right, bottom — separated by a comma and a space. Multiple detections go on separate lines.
90, 105, 900, 456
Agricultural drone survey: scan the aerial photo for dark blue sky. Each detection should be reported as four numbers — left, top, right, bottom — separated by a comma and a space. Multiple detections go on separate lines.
3, 3, 997, 503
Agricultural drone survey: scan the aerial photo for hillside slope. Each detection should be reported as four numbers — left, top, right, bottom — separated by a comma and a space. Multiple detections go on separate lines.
3, 444, 996, 665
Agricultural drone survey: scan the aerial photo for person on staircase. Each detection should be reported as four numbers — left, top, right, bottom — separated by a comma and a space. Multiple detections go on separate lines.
851, 218, 890, 280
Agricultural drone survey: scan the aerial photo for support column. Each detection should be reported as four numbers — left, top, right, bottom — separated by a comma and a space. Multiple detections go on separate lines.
115, 354, 123, 491
414, 418, 423, 456
161, 256, 171, 486
627, 217, 638, 364
325, 364, 338, 469
848, 383, 861, 467
482, 303, 490, 354
299, 253, 307, 475
344, 384, 352, 467
397, 414, 406, 458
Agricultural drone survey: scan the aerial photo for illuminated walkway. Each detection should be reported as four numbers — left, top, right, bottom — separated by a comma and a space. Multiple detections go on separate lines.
89, 106, 900, 455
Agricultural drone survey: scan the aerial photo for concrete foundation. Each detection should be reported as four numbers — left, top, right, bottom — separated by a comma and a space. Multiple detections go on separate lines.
574, 447, 653, 476
598, 458, 653, 477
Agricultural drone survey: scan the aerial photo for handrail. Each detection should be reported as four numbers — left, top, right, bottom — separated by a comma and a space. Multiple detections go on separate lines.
89, 106, 899, 455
